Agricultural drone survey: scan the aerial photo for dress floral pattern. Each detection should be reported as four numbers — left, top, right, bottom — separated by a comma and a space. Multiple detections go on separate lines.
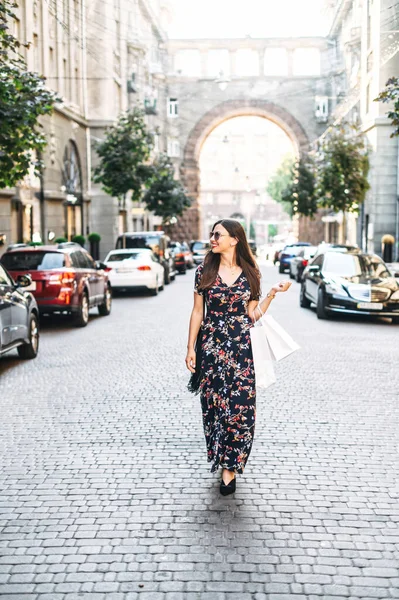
194, 263, 257, 474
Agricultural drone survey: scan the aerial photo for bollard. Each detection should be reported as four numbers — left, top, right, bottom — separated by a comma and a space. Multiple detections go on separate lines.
381, 234, 395, 263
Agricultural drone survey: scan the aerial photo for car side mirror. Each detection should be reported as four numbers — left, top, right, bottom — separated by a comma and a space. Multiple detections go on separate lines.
308, 265, 320, 273
96, 261, 107, 270
15, 274, 32, 288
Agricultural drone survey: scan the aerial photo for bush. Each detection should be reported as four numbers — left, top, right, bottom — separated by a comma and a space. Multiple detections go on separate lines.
54, 237, 67, 243
88, 232, 101, 243
72, 235, 86, 246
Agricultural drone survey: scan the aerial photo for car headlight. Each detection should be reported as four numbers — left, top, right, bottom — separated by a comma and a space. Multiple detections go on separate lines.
391, 290, 399, 300
325, 283, 348, 296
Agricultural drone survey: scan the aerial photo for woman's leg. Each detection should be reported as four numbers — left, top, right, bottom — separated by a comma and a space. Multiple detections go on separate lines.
222, 468, 236, 485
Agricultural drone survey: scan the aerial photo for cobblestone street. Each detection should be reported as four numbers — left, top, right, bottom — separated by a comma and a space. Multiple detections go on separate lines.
1, 264, 399, 600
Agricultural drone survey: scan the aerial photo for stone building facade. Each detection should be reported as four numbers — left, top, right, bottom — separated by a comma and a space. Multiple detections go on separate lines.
164, 37, 332, 242
0, 0, 90, 254
87, 0, 171, 256
320, 0, 399, 257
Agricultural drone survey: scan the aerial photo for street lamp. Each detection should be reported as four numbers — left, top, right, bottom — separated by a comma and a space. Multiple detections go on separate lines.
215, 70, 230, 91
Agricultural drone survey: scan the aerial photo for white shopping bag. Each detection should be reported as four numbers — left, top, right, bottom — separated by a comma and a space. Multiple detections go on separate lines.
261, 314, 300, 362
250, 322, 276, 389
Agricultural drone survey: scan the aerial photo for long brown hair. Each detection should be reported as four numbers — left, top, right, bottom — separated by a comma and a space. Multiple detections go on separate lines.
198, 219, 261, 300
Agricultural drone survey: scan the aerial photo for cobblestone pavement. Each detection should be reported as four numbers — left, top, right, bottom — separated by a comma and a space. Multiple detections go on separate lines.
1, 263, 399, 600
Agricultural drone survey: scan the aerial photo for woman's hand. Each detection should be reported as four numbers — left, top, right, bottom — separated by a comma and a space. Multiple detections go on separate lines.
185, 348, 196, 373
270, 281, 292, 294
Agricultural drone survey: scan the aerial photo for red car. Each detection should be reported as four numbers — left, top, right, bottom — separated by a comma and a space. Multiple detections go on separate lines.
1, 243, 112, 327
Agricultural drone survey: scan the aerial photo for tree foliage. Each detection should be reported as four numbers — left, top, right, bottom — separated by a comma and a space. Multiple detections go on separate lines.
282, 156, 318, 217
375, 77, 399, 137
142, 154, 191, 222
0, 0, 57, 188
93, 108, 153, 203
269, 123, 370, 218
266, 155, 295, 216
317, 122, 370, 213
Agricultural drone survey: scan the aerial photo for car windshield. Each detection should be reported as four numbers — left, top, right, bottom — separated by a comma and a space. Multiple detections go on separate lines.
192, 242, 209, 252
1, 251, 65, 271
120, 235, 160, 249
323, 253, 391, 278
106, 252, 144, 262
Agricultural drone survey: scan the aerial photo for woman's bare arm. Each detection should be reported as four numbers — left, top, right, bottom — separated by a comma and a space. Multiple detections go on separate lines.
186, 292, 204, 373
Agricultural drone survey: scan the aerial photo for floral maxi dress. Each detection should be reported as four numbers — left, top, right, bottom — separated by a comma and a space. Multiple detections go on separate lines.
194, 263, 257, 474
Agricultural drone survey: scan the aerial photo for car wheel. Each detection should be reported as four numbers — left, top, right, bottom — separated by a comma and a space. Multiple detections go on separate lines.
296, 270, 302, 283
17, 313, 39, 359
74, 292, 89, 327
159, 276, 164, 292
98, 285, 112, 316
316, 288, 329, 320
392, 316, 399, 324
278, 263, 284, 274
164, 267, 171, 285
150, 278, 159, 296
170, 272, 176, 282
289, 268, 294, 279
300, 284, 311, 308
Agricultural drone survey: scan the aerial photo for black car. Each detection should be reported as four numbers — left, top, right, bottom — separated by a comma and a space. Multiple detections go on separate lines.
289, 246, 317, 282
0, 262, 39, 359
300, 249, 399, 322
278, 243, 311, 273
190, 240, 210, 265
116, 231, 177, 284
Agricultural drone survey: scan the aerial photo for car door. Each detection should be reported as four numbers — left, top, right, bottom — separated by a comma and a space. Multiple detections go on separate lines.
306, 253, 324, 302
0, 265, 14, 347
84, 252, 102, 302
74, 250, 99, 305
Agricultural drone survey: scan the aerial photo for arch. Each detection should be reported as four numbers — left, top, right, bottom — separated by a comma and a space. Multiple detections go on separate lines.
175, 99, 309, 241
184, 99, 309, 164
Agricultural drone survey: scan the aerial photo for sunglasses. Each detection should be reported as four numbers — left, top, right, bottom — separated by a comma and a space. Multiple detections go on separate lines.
209, 231, 229, 241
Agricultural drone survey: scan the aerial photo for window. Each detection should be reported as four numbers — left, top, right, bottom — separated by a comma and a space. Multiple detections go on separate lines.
206, 49, 230, 78
1, 252, 65, 271
168, 98, 179, 118
293, 48, 321, 76
264, 48, 288, 76
0, 265, 13, 286
235, 49, 259, 76
174, 49, 201, 77
33, 33, 41, 74
167, 138, 180, 158
311, 254, 324, 268
71, 251, 92, 269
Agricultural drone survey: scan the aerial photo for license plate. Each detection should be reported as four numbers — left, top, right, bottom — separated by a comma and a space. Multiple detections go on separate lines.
357, 302, 383, 310
24, 281, 37, 291
116, 268, 134, 273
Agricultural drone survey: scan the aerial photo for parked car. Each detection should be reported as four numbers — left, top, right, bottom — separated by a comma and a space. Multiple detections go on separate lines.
104, 248, 164, 295
169, 241, 194, 274
300, 249, 399, 322
0, 263, 39, 359
278, 243, 311, 273
289, 246, 318, 282
181, 241, 194, 269
115, 231, 177, 285
1, 243, 112, 327
248, 239, 257, 256
190, 240, 210, 265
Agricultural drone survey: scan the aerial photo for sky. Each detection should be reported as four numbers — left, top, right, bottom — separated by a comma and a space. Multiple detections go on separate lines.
166, 0, 331, 39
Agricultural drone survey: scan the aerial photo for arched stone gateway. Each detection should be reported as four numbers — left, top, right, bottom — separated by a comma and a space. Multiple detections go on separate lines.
169, 99, 310, 241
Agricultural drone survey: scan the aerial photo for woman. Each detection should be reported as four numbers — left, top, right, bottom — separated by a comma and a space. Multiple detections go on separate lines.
186, 219, 291, 496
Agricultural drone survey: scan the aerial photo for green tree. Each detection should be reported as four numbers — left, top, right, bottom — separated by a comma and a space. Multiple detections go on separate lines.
142, 154, 191, 223
375, 77, 399, 137
317, 122, 370, 213
283, 156, 318, 217
266, 155, 295, 216
93, 108, 153, 205
0, 0, 57, 188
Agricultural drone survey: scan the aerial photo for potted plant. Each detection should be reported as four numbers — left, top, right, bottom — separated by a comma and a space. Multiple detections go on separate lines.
71, 235, 86, 247
88, 232, 101, 260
